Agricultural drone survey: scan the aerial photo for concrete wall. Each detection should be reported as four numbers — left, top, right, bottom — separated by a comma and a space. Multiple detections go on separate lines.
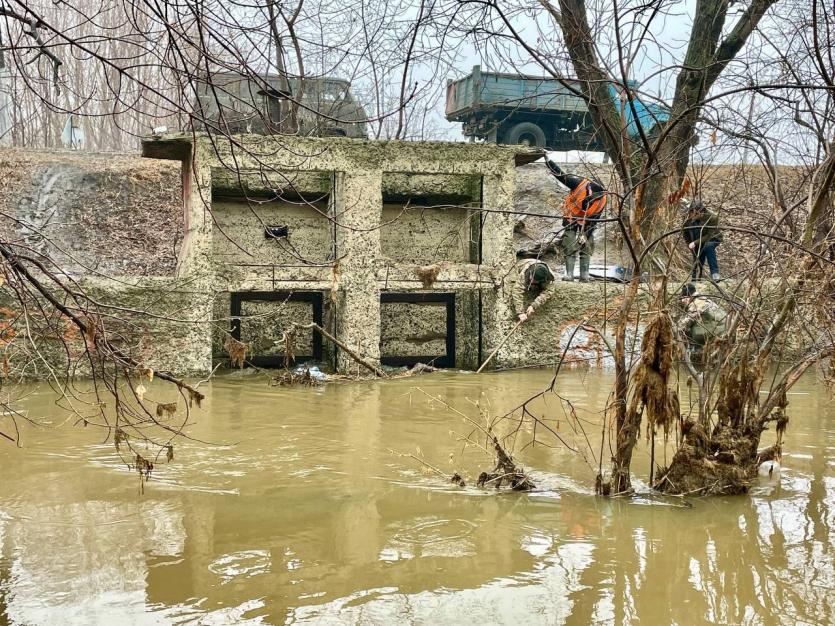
212, 199, 333, 266
0, 277, 212, 379
380, 204, 475, 264
139, 133, 527, 374
380, 301, 447, 359
88, 278, 214, 377
495, 278, 623, 368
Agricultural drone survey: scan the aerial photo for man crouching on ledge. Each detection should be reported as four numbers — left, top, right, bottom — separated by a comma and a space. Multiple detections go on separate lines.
512, 259, 555, 322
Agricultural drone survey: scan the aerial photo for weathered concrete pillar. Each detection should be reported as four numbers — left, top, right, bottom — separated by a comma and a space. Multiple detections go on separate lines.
481, 170, 517, 267
480, 168, 518, 368
177, 153, 213, 279
333, 170, 383, 373
174, 149, 214, 375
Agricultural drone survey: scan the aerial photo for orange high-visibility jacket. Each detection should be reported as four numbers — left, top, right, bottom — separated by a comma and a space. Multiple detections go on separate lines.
564, 179, 607, 227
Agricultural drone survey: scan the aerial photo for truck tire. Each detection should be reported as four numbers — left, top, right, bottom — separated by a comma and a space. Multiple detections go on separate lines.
505, 122, 547, 147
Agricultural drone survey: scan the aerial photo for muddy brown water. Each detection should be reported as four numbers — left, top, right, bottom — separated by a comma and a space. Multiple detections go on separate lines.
1, 369, 833, 625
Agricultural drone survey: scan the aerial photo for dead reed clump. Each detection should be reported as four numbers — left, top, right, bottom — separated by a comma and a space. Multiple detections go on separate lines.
270, 367, 322, 387
281, 328, 296, 368
715, 356, 760, 428
450, 472, 466, 487
655, 377, 786, 495
655, 421, 757, 495
415, 264, 441, 288
389, 362, 440, 379
224, 336, 248, 368
155, 402, 177, 418
476, 435, 535, 491
134, 453, 154, 494
187, 388, 204, 408
628, 313, 679, 439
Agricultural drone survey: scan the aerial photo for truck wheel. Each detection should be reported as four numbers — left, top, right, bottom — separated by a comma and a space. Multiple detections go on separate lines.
505, 122, 547, 147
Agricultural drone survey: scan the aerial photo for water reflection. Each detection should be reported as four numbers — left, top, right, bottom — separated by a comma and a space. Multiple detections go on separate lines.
0, 370, 833, 624
0, 499, 184, 625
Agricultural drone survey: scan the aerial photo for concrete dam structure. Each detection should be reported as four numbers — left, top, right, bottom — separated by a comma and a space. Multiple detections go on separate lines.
0, 137, 617, 378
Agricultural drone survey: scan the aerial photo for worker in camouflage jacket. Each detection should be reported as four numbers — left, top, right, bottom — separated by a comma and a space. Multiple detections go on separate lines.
678, 283, 727, 349
512, 259, 556, 322
545, 157, 608, 282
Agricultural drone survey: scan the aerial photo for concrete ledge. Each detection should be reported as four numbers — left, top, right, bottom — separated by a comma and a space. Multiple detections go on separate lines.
143, 132, 540, 175
494, 281, 625, 369
0, 276, 213, 379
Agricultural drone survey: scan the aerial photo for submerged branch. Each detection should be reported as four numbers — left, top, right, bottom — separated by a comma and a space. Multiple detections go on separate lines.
291, 322, 387, 378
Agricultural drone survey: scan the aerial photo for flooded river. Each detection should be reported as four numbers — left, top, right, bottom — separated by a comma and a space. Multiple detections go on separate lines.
1, 369, 834, 625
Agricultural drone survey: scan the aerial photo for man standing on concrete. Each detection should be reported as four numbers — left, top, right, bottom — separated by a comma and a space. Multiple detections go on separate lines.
512, 259, 556, 322
681, 199, 722, 281
545, 157, 608, 283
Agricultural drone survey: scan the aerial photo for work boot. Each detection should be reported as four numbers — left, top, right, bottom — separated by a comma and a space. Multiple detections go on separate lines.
562, 257, 575, 281
578, 256, 591, 283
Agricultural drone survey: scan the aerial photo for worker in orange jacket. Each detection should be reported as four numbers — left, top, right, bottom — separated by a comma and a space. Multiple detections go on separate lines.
546, 158, 608, 282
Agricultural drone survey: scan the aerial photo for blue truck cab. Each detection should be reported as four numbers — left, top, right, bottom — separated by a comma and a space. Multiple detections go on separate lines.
445, 65, 669, 151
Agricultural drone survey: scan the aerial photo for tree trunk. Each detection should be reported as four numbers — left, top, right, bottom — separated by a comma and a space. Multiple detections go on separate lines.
608, 277, 641, 494
266, 1, 296, 134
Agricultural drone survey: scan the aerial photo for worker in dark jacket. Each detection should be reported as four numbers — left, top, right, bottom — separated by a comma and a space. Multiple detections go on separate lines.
681, 199, 722, 281
545, 157, 607, 282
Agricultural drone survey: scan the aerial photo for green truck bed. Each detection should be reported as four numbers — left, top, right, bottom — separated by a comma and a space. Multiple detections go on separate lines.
445, 65, 669, 150
445, 65, 588, 119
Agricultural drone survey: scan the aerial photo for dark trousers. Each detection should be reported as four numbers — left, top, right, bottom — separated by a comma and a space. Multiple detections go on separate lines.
691, 240, 719, 279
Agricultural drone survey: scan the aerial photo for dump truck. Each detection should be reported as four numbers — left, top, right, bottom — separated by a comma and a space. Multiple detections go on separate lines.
445, 65, 669, 150
197, 72, 368, 138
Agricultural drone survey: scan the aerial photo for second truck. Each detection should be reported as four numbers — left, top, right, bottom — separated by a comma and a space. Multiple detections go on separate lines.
445, 65, 669, 151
